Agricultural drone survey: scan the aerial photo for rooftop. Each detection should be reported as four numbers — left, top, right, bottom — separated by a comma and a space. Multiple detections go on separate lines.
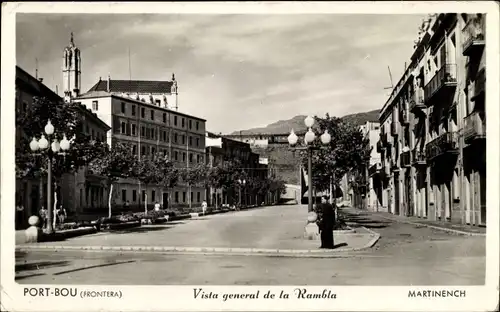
86, 78, 174, 95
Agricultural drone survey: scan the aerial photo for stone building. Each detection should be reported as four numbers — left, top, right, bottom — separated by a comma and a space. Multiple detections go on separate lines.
63, 34, 206, 210
15, 65, 110, 228
376, 13, 486, 226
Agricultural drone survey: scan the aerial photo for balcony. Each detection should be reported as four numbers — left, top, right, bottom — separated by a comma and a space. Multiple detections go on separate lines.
424, 64, 457, 105
382, 163, 391, 176
391, 121, 399, 136
411, 149, 427, 167
462, 17, 485, 57
369, 162, 382, 177
401, 107, 410, 125
400, 151, 411, 167
409, 89, 426, 113
425, 132, 459, 161
464, 111, 486, 143
391, 159, 400, 172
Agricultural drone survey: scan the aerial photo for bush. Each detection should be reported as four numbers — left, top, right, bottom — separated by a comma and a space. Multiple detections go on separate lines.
133, 210, 166, 221
99, 213, 138, 225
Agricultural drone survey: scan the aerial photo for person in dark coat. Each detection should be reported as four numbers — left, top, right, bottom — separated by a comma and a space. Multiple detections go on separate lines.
318, 196, 335, 249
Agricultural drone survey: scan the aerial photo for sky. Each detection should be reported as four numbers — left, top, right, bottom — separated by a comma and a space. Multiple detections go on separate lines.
16, 13, 428, 134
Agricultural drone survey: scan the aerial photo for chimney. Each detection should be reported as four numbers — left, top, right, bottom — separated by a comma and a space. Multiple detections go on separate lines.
107, 74, 111, 92
38, 78, 43, 83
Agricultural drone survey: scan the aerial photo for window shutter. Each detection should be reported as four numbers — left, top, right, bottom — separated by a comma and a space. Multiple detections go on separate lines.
126, 122, 131, 135
113, 115, 121, 134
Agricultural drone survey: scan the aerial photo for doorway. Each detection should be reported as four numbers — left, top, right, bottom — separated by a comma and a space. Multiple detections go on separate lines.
162, 192, 169, 209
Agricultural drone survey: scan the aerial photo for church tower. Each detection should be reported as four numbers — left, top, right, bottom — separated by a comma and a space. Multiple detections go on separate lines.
62, 32, 81, 102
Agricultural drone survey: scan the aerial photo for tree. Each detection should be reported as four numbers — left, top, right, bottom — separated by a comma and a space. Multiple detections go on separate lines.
157, 157, 179, 209
179, 163, 209, 209
88, 142, 136, 218
300, 114, 370, 194
133, 155, 165, 213
16, 96, 107, 180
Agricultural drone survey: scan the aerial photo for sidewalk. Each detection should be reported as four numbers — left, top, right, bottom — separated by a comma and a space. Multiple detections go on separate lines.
342, 206, 486, 236
17, 205, 380, 257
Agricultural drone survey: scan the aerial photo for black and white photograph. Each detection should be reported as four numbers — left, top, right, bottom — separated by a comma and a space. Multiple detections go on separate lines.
1, 2, 499, 312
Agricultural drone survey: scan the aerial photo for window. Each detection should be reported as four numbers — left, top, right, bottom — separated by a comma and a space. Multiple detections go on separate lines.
121, 189, 127, 202
174, 116, 178, 126
182, 152, 186, 161
91, 129, 95, 139
132, 124, 137, 136
163, 150, 168, 157
155, 99, 161, 106
142, 190, 146, 202
174, 151, 178, 160
141, 126, 145, 137
150, 109, 154, 120
141, 107, 145, 118
189, 153, 193, 163
141, 146, 146, 156
132, 145, 137, 155
151, 147, 156, 155
121, 122, 126, 134
146, 128, 150, 139
132, 190, 137, 202
163, 113, 167, 123
182, 135, 185, 145
174, 133, 178, 143
182, 192, 186, 202
182, 118, 185, 127
175, 192, 179, 203
200, 155, 204, 163
196, 138, 199, 147
196, 121, 199, 131
92, 100, 98, 111
121, 102, 126, 114
197, 192, 201, 203
162, 131, 167, 142
189, 120, 192, 129
191, 192, 194, 203
132, 105, 136, 116
197, 155, 200, 163
151, 190, 156, 202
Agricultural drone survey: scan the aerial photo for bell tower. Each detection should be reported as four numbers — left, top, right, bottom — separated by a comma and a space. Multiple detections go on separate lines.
62, 32, 81, 102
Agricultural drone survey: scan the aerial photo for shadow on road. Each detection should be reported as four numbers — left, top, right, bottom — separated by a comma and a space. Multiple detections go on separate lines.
16, 260, 71, 272
339, 210, 391, 229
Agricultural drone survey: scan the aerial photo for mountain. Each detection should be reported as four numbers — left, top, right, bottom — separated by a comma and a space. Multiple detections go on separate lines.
229, 109, 380, 135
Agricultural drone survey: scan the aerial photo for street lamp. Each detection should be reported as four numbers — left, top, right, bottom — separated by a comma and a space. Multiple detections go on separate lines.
238, 178, 246, 208
287, 116, 331, 214
30, 120, 71, 234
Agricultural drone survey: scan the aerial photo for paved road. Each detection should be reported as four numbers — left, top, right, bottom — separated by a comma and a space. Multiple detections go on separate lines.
16, 205, 486, 285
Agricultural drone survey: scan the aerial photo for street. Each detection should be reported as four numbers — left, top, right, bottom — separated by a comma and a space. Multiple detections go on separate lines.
15, 205, 486, 285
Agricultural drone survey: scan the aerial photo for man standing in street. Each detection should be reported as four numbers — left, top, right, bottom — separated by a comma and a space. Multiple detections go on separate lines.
317, 195, 336, 249
201, 200, 207, 215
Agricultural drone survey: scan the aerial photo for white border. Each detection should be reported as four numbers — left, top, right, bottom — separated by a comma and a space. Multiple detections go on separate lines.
1, 2, 499, 311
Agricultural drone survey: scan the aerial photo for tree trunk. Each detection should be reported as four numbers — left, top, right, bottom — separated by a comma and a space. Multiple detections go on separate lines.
188, 184, 192, 209
108, 182, 114, 218
53, 182, 58, 229
144, 193, 148, 213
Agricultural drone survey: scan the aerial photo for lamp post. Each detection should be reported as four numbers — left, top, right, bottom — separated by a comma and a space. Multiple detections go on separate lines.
238, 178, 246, 208
287, 116, 331, 213
29, 120, 72, 234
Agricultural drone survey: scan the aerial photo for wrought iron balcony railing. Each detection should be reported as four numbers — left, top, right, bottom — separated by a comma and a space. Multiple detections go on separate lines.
472, 69, 486, 101
424, 64, 457, 104
464, 111, 486, 143
401, 106, 410, 125
409, 88, 426, 113
369, 162, 382, 176
425, 131, 459, 160
462, 16, 485, 56
400, 150, 411, 167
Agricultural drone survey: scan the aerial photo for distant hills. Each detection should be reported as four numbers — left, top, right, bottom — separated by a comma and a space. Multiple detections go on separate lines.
229, 109, 380, 135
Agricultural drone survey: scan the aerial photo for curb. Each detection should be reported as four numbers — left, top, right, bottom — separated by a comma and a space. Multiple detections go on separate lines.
374, 214, 486, 237
16, 228, 380, 257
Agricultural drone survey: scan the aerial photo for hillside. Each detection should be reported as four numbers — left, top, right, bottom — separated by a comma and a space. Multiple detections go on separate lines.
230, 109, 379, 135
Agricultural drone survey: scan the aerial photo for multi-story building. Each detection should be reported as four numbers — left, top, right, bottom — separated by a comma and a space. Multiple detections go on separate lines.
205, 131, 269, 207
360, 121, 382, 211
377, 13, 486, 226
63, 34, 207, 210
15, 65, 110, 228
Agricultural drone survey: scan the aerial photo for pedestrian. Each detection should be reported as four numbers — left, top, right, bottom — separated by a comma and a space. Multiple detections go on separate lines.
201, 200, 207, 215
39, 205, 47, 229
57, 205, 67, 225
318, 195, 335, 249
154, 201, 161, 211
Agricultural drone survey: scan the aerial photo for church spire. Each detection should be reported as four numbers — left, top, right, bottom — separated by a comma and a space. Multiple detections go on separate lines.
63, 32, 81, 102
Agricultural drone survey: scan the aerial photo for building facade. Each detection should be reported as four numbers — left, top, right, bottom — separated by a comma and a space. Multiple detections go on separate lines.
361, 121, 382, 211
15, 65, 110, 228
377, 13, 486, 226
64, 34, 206, 211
